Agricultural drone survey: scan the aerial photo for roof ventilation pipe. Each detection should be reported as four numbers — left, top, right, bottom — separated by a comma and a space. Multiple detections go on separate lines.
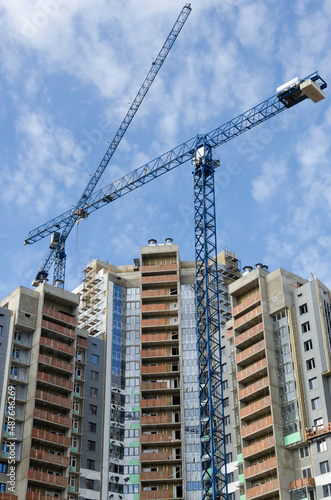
243, 266, 253, 275
255, 263, 263, 269
261, 265, 269, 271
165, 238, 173, 245
148, 239, 157, 246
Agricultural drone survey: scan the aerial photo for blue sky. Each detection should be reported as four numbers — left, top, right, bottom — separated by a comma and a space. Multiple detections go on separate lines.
1, 0, 331, 299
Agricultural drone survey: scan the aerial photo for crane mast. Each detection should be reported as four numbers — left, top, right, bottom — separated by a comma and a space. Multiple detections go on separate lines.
25, 72, 327, 500
29, 3, 192, 287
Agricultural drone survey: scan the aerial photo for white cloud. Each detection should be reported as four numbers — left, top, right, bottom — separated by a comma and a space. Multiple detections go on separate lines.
251, 158, 288, 203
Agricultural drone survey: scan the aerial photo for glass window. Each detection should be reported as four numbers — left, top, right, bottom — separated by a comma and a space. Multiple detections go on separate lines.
299, 445, 309, 459
89, 405, 97, 415
228, 472, 234, 483
309, 377, 318, 390
87, 459, 95, 470
91, 370, 99, 380
323, 484, 331, 497
320, 461, 330, 474
301, 321, 310, 333
317, 439, 327, 452
302, 467, 312, 478
88, 441, 96, 452
299, 303, 308, 315
88, 422, 96, 433
306, 358, 315, 370
91, 354, 99, 364
311, 397, 321, 410
304, 339, 313, 351
86, 478, 95, 490
90, 387, 98, 398
223, 398, 229, 408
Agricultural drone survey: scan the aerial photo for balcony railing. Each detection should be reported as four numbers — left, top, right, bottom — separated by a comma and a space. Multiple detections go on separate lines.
233, 305, 263, 332
141, 398, 168, 408
43, 306, 77, 326
41, 318, 76, 339
40, 336, 75, 356
244, 457, 277, 479
142, 274, 178, 284
31, 427, 70, 447
26, 492, 66, 500
236, 339, 266, 367
140, 491, 171, 500
239, 376, 269, 402
36, 371, 73, 391
35, 389, 72, 409
141, 381, 168, 391
38, 354, 74, 373
289, 476, 315, 490
141, 415, 171, 425
240, 395, 272, 421
235, 322, 264, 348
233, 292, 261, 318
237, 358, 267, 384
243, 435, 275, 459
305, 422, 331, 440
141, 433, 176, 443
246, 479, 279, 499
141, 263, 178, 273
27, 469, 68, 487
29, 448, 69, 467
33, 408, 71, 428
241, 415, 273, 440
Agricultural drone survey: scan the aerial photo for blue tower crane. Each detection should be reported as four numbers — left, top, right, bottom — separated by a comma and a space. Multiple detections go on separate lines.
25, 72, 327, 499
26, 3, 192, 287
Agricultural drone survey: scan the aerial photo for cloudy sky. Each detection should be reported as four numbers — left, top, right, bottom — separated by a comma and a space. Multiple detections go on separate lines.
1, 0, 331, 298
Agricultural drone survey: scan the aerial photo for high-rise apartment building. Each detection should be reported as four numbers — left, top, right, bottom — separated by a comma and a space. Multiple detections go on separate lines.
227, 265, 331, 500
0, 284, 87, 500
73, 240, 240, 500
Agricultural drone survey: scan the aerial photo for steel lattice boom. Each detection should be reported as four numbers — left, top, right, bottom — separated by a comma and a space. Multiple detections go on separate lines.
26, 3, 192, 286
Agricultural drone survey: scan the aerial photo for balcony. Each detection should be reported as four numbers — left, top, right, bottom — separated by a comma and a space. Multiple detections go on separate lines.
36, 371, 73, 392
233, 292, 261, 318
35, 390, 72, 409
33, 408, 71, 428
244, 457, 277, 480
235, 322, 264, 348
43, 306, 77, 327
237, 358, 267, 384
28, 469, 67, 487
38, 354, 74, 374
236, 339, 266, 367
240, 395, 271, 421
41, 318, 76, 340
140, 491, 171, 500
141, 470, 176, 481
40, 336, 75, 357
246, 479, 279, 499
241, 415, 273, 440
239, 376, 269, 403
141, 304, 178, 315
141, 398, 178, 410
233, 305, 262, 332
76, 337, 88, 348
32, 428, 70, 447
305, 422, 331, 440
243, 435, 275, 460
141, 381, 169, 391
141, 365, 179, 377
29, 449, 69, 467
141, 348, 167, 359
141, 415, 172, 425
140, 452, 181, 463
0, 495, 18, 500
289, 477, 315, 490
141, 433, 179, 444
26, 493, 66, 500
141, 263, 178, 274
142, 274, 178, 285
142, 333, 178, 345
